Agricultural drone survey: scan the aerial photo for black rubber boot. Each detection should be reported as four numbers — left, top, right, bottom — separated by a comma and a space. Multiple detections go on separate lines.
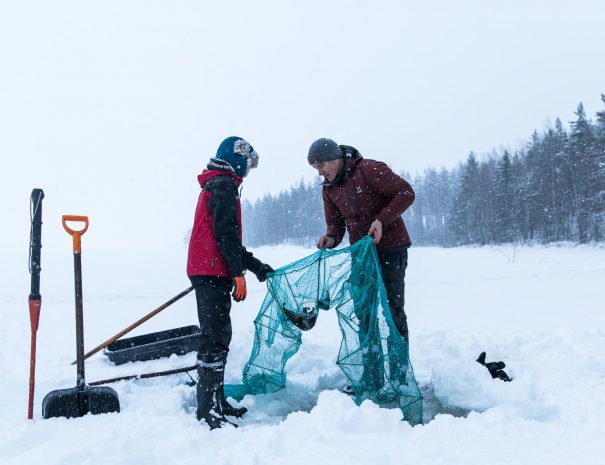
196, 357, 236, 429
219, 369, 247, 418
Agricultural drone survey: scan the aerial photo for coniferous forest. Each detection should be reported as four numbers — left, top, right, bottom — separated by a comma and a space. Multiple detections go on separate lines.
243, 96, 605, 247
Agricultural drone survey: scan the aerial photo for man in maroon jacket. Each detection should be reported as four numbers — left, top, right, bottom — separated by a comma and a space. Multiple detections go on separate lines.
188, 136, 273, 429
308, 138, 415, 342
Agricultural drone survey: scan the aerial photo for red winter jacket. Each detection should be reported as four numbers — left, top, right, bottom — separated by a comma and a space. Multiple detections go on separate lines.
322, 154, 415, 252
187, 169, 243, 278
187, 166, 264, 278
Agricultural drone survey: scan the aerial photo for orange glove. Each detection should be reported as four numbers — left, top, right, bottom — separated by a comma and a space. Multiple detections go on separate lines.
232, 276, 247, 302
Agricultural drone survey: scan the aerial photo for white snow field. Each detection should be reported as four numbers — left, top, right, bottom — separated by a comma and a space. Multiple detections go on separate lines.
1, 243, 604, 465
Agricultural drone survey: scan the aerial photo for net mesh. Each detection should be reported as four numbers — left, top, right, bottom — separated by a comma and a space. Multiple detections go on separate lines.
240, 236, 423, 424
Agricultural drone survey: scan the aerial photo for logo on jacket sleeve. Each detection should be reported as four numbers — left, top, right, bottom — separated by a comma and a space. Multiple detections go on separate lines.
356, 186, 363, 194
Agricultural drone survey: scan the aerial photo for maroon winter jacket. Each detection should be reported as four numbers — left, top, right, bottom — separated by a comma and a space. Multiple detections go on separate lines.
322, 154, 415, 252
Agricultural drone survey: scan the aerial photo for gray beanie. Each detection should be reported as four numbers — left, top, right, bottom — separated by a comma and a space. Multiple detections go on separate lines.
307, 138, 344, 165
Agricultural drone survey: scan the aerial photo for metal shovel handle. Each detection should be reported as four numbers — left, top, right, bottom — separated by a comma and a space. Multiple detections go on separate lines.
62, 215, 89, 385
62, 215, 89, 253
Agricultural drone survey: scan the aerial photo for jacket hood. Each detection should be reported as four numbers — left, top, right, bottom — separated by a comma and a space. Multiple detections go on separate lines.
339, 145, 362, 160
323, 146, 363, 186
198, 169, 243, 189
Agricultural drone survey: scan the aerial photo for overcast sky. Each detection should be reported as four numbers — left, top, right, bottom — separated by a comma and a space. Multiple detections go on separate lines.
1, 0, 605, 252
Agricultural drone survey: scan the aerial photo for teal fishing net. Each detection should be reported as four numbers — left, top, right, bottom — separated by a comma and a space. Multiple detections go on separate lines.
236, 236, 423, 424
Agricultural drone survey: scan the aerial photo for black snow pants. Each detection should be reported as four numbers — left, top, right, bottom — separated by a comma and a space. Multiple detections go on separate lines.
377, 246, 409, 341
189, 275, 233, 361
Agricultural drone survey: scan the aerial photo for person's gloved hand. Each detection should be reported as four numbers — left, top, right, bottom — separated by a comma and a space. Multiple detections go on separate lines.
232, 276, 247, 302
255, 263, 274, 282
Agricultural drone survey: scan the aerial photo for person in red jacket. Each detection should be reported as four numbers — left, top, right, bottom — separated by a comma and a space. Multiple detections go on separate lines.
308, 138, 415, 342
188, 136, 273, 429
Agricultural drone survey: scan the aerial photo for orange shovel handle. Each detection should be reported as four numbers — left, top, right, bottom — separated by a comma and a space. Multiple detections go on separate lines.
62, 215, 89, 253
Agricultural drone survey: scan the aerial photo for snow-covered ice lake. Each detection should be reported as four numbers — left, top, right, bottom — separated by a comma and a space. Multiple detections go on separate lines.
1, 243, 604, 465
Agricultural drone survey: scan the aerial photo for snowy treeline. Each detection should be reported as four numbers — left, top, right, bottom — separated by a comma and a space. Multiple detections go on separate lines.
244, 96, 605, 247
242, 179, 326, 247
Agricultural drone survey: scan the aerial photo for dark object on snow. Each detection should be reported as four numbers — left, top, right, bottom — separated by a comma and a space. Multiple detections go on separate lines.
282, 303, 318, 331
104, 325, 203, 365
476, 351, 513, 382
341, 384, 355, 396
28, 188, 44, 420
43, 216, 120, 419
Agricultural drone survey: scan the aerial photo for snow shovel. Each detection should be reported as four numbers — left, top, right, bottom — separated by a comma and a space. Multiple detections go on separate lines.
27, 188, 44, 419
42, 215, 120, 419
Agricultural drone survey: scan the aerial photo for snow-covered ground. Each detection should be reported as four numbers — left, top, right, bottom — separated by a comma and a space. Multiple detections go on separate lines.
1, 243, 604, 465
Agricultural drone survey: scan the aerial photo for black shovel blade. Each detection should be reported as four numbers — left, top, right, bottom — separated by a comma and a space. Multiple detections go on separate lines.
42, 384, 120, 419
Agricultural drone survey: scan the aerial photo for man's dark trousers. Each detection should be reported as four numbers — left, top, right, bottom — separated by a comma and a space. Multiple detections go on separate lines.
378, 246, 409, 341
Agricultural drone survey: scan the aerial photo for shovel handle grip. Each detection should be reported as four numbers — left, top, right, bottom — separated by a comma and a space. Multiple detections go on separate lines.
62, 215, 89, 253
